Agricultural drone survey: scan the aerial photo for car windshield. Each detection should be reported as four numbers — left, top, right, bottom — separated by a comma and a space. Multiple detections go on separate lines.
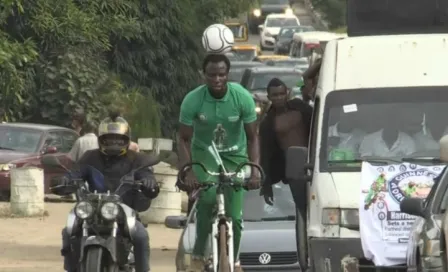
263, 0, 289, 4
266, 18, 298, 28
229, 68, 246, 82
243, 183, 295, 221
249, 72, 301, 90
0, 127, 42, 153
279, 27, 314, 38
321, 87, 448, 172
233, 49, 257, 61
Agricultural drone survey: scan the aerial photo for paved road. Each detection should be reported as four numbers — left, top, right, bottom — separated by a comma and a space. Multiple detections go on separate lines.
241, 1, 315, 55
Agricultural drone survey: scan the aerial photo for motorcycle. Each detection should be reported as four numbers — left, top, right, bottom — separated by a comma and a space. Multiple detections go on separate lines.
41, 155, 159, 272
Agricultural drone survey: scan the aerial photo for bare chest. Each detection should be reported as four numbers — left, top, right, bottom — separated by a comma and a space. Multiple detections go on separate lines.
274, 111, 302, 134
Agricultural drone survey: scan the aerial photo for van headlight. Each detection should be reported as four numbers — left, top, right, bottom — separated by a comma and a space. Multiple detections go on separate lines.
101, 202, 120, 220
340, 209, 359, 228
75, 201, 94, 219
322, 208, 359, 228
0, 163, 16, 171
253, 9, 261, 17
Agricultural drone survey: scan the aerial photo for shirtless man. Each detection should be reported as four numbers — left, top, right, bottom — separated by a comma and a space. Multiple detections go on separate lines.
259, 78, 312, 269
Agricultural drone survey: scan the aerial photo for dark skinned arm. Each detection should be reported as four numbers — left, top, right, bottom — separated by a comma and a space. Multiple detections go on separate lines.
177, 124, 193, 169
303, 58, 322, 101
244, 121, 260, 165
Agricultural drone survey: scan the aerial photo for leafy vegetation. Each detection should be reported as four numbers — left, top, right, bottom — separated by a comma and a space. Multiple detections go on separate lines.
311, 0, 346, 29
0, 0, 254, 138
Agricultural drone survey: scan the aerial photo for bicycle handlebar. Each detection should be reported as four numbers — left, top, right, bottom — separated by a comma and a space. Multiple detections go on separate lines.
177, 161, 265, 189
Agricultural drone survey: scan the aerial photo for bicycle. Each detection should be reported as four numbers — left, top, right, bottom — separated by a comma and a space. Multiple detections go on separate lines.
177, 144, 265, 272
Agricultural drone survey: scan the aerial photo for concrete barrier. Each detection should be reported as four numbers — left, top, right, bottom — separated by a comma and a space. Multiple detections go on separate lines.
10, 167, 45, 216
139, 162, 181, 224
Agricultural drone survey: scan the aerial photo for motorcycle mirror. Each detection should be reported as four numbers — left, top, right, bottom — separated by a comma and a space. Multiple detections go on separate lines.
50, 184, 76, 196
41, 155, 63, 168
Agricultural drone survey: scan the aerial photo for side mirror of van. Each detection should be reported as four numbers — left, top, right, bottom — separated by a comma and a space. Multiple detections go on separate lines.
400, 198, 426, 219
286, 146, 309, 182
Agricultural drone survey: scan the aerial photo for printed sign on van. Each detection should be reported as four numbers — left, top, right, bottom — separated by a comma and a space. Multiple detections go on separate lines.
359, 162, 445, 266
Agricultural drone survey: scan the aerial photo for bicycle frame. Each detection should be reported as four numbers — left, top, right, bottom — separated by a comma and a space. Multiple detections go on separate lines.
178, 142, 264, 272
211, 164, 235, 272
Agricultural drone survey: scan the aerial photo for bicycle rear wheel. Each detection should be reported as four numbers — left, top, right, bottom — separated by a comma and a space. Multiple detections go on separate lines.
218, 224, 231, 272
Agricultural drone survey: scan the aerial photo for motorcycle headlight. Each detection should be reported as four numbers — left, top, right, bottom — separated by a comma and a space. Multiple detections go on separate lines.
285, 8, 293, 15
255, 106, 261, 113
253, 9, 261, 17
100, 202, 120, 220
75, 201, 94, 219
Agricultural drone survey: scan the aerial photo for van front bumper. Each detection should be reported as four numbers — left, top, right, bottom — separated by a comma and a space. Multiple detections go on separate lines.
309, 238, 407, 271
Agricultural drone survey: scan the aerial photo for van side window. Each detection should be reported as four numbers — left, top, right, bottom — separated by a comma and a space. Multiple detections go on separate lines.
309, 97, 320, 163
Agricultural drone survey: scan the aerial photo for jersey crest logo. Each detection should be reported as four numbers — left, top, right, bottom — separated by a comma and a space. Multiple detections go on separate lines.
198, 113, 207, 121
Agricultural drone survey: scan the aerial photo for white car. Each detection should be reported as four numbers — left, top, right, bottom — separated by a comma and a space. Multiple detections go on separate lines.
259, 13, 300, 50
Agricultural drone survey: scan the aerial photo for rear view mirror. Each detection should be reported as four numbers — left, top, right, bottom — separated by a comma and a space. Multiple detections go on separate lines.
165, 215, 187, 229
41, 155, 63, 168
258, 25, 264, 31
286, 146, 308, 182
400, 197, 426, 218
225, 23, 249, 42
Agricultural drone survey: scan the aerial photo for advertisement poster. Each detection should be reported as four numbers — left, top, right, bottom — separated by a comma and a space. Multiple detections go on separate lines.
359, 162, 445, 266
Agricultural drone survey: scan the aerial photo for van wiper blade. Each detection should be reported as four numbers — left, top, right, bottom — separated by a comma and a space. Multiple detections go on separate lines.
401, 157, 441, 163
261, 215, 296, 221
328, 157, 399, 165
0, 146, 15, 151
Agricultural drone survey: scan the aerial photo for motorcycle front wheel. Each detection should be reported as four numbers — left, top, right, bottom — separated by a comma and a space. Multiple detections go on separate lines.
83, 246, 119, 272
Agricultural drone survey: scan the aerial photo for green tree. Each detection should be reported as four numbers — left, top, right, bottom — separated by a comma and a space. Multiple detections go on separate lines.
0, 0, 255, 138
312, 0, 346, 29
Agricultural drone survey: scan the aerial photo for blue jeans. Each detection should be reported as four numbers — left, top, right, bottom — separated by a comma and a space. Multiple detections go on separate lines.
62, 221, 150, 272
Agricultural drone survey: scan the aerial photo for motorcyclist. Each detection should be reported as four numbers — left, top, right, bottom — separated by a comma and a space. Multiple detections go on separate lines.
60, 112, 159, 272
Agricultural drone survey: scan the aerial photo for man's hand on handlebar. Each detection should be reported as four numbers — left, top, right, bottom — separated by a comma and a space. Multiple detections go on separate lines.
247, 167, 261, 190
184, 170, 200, 190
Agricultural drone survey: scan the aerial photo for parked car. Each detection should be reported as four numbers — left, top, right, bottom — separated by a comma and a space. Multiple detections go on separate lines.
400, 160, 447, 272
165, 182, 299, 271
229, 61, 266, 83
0, 123, 78, 199
274, 25, 315, 55
248, 0, 293, 34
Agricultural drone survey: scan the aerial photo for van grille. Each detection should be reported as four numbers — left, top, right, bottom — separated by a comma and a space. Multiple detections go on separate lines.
240, 251, 297, 266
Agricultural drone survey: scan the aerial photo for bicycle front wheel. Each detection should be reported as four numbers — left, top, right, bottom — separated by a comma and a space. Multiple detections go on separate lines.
218, 224, 231, 272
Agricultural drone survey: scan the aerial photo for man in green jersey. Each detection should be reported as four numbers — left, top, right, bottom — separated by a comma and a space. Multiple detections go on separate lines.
178, 54, 260, 271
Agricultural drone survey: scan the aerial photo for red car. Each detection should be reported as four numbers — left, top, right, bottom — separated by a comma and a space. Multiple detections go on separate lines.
0, 123, 79, 199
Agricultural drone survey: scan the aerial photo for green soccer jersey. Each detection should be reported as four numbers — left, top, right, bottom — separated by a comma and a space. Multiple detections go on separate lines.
179, 83, 257, 181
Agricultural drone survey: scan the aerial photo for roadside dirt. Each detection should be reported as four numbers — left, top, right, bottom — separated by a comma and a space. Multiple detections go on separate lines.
0, 202, 181, 272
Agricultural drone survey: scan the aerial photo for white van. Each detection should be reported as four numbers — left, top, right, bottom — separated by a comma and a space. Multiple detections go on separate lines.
289, 31, 347, 65
286, 34, 448, 271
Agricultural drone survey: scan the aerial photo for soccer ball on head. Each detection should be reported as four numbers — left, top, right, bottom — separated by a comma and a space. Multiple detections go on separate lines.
202, 24, 234, 54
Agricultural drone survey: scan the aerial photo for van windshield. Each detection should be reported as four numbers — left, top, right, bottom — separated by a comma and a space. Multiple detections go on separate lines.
320, 87, 448, 172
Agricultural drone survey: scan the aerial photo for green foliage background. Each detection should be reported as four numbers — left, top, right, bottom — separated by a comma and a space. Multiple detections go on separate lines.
311, 0, 346, 29
0, 0, 255, 139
